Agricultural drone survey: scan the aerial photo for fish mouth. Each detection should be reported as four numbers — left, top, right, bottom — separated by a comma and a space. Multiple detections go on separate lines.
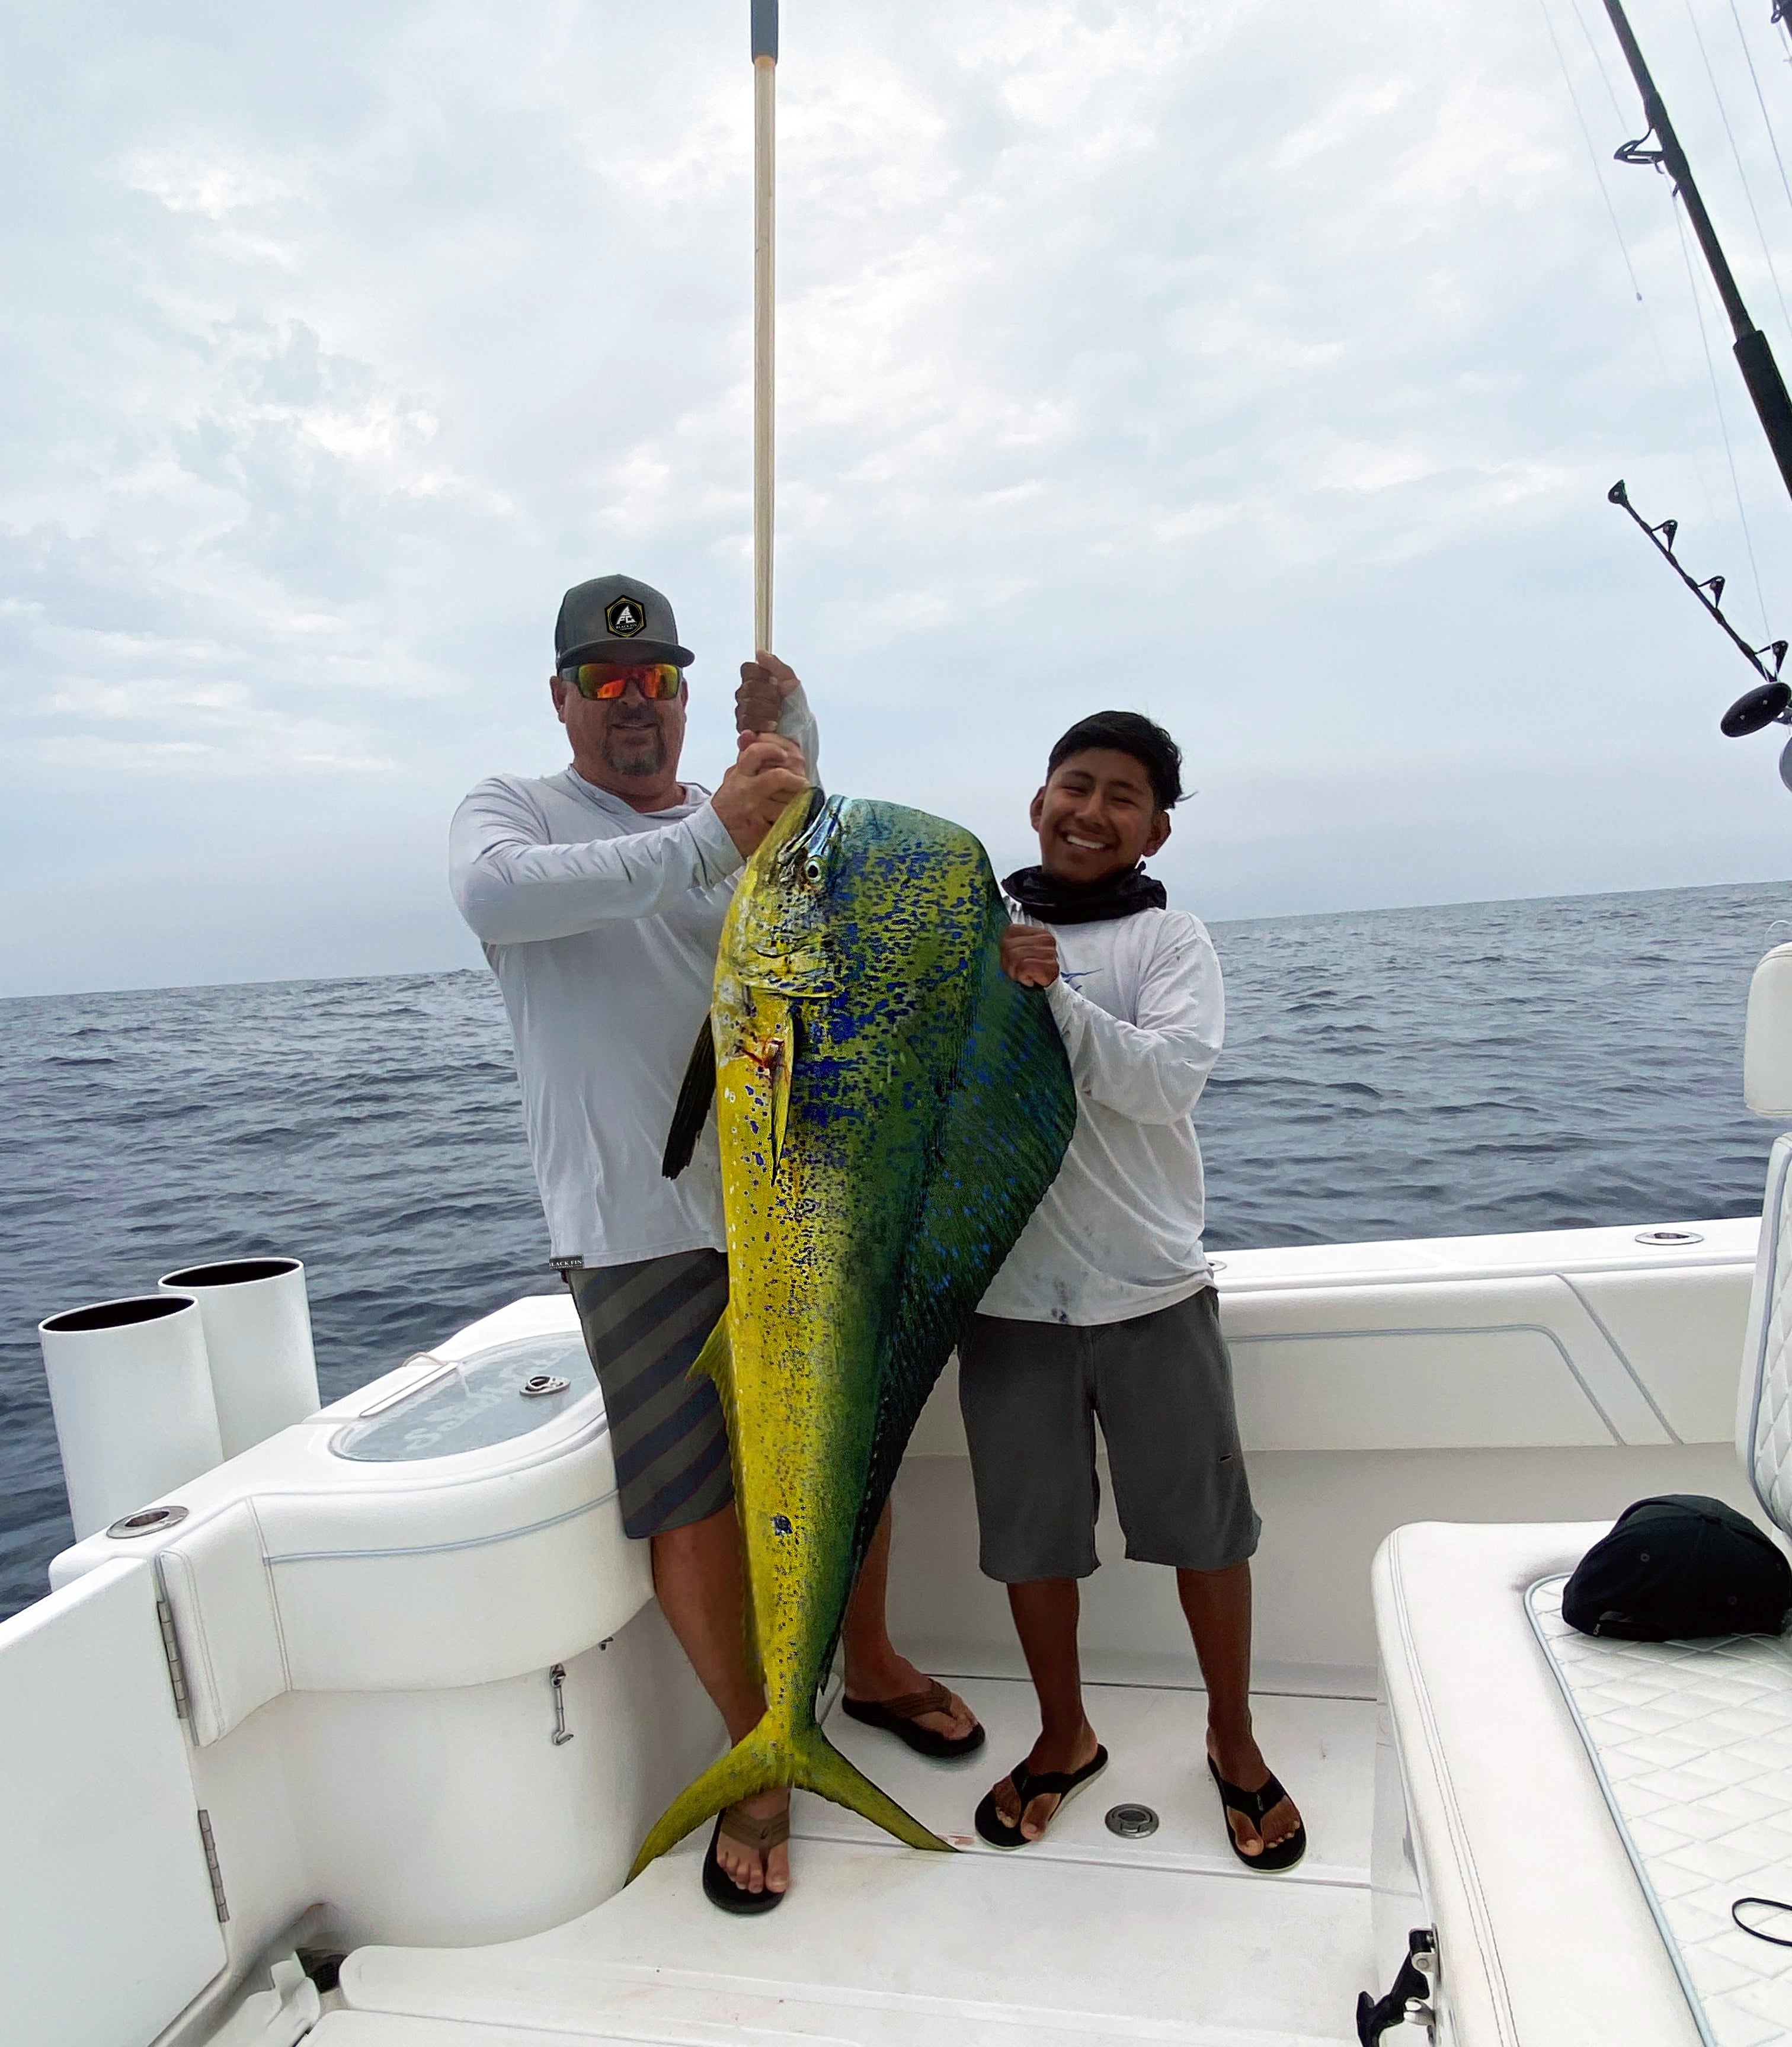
775, 787, 841, 877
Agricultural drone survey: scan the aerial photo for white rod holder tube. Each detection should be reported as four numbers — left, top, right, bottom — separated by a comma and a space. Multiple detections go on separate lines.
159, 1256, 321, 1457
38, 1295, 224, 1540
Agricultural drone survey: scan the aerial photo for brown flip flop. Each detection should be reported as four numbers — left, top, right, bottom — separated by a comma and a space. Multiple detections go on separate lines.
841, 1677, 986, 1759
702, 1799, 791, 1914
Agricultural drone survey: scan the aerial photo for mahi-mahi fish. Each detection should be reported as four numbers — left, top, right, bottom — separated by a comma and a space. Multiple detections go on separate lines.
629, 789, 1077, 1876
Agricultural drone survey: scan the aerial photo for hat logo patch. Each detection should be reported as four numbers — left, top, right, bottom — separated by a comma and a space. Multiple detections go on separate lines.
606, 595, 647, 639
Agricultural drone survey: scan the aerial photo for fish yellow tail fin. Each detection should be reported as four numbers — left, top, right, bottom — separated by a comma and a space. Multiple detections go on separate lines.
626, 1715, 952, 1882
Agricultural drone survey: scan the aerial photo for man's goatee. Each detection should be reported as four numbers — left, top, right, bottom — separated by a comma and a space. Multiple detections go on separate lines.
603, 728, 666, 776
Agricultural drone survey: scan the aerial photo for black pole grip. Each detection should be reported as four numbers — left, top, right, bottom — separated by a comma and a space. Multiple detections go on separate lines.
751, 0, 778, 61
1735, 326, 1792, 507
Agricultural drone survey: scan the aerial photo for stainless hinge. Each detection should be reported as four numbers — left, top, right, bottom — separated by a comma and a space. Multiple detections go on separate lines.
197, 1809, 229, 1923
156, 1594, 190, 1721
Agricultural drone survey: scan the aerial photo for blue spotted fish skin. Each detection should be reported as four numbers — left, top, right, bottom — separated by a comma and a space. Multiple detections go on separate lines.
628, 793, 1077, 1877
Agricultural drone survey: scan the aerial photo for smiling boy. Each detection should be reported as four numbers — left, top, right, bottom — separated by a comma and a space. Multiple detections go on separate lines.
962, 710, 1305, 1869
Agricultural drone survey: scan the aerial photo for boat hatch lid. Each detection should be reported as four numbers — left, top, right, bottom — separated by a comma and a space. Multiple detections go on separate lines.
329, 1333, 596, 1463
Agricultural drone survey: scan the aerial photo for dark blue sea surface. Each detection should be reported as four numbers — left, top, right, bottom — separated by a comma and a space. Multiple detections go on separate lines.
2, 879, 1785, 1620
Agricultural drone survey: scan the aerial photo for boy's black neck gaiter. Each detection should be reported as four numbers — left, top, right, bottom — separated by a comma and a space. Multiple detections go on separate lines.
1001, 863, 1167, 926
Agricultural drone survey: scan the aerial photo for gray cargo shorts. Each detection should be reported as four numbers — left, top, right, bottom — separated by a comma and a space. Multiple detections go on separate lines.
564, 1249, 733, 1540
958, 1286, 1260, 1583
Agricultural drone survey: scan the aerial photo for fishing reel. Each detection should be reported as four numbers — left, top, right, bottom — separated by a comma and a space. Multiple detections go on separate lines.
1722, 680, 1791, 736
1719, 680, 1792, 791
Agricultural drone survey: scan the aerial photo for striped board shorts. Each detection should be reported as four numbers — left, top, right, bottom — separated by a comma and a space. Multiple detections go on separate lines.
564, 1250, 733, 1539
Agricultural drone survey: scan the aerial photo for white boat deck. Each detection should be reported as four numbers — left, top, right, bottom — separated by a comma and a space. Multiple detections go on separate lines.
325, 1666, 1377, 2046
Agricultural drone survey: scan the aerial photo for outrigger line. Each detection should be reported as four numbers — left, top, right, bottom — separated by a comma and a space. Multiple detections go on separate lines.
1607, 480, 1791, 740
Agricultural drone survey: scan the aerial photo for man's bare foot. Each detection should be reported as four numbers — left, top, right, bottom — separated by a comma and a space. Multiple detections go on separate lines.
990, 1719, 1101, 1841
1206, 1728, 1301, 1857
843, 1652, 978, 1745
714, 1787, 791, 1897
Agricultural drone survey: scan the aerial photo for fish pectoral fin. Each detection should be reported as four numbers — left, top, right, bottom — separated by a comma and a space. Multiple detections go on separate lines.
744, 1008, 797, 1176
769, 1011, 794, 1177
663, 1017, 718, 1179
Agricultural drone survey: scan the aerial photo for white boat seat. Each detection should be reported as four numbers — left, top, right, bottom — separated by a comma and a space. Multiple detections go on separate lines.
1527, 1574, 1792, 2038
1372, 946, 1792, 2047
1374, 1519, 1703, 2047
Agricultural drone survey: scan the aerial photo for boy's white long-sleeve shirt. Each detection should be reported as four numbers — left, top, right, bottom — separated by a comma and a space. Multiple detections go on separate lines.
449, 693, 817, 1268
978, 904, 1224, 1326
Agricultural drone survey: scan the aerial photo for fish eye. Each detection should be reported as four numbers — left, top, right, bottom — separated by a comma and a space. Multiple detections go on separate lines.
802, 857, 824, 885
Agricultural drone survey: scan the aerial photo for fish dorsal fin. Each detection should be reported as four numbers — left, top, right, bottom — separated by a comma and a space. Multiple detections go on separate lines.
663, 1017, 717, 1179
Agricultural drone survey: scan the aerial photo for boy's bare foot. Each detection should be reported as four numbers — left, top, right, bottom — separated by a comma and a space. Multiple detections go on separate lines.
988, 1719, 1102, 1841
1206, 1729, 1302, 1857
715, 1787, 792, 1897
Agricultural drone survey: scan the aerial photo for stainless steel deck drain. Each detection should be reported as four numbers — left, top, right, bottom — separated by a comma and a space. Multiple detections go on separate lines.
1105, 1802, 1160, 1839
1636, 1228, 1703, 1247
520, 1373, 571, 1398
107, 1504, 189, 1539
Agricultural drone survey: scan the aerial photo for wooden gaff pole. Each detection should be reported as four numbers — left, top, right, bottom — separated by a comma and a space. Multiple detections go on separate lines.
752, 0, 778, 654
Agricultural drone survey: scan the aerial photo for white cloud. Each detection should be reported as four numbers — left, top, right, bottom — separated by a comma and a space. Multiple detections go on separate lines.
4, 0, 1792, 996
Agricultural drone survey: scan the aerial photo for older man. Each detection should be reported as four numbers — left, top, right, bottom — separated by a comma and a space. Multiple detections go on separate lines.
450, 576, 979, 1913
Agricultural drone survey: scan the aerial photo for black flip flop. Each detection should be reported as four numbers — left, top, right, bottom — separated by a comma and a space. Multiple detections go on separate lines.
974, 1746, 1109, 1849
1207, 1755, 1306, 1872
840, 1678, 987, 1760
701, 1805, 789, 1914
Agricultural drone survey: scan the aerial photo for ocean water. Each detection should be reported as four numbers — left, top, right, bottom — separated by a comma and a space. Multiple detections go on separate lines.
1, 878, 1784, 1620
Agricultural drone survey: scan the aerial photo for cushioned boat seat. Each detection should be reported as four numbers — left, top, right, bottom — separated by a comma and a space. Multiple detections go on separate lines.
1372, 950, 1792, 2046
1374, 1519, 1703, 2047
1527, 1575, 1792, 2042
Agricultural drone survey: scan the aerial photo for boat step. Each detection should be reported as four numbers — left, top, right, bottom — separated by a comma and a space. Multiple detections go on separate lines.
316, 1996, 1344, 2046
331, 1681, 1373, 2046
335, 1834, 1367, 2045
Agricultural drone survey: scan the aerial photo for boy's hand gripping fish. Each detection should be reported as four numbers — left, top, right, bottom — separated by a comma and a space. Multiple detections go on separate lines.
630, 791, 1077, 1876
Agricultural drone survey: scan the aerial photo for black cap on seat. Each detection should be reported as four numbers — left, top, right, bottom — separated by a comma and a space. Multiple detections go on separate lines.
1563, 1494, 1792, 1641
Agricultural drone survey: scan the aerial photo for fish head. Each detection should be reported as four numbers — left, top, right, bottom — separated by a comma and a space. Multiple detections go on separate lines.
725, 789, 845, 1001
725, 792, 998, 1012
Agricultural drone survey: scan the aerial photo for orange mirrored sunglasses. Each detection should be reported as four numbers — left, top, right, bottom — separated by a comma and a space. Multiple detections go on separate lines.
560, 660, 685, 701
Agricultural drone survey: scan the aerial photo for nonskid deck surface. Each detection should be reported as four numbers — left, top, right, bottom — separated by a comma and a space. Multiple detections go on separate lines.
331, 1676, 1375, 2046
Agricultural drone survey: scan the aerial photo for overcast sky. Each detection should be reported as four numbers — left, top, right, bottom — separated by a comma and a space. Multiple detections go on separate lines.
6, 0, 1792, 997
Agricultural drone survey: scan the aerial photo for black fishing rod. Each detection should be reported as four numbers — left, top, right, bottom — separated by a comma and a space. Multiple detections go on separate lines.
1599, 0, 1792, 764
1603, 0, 1792, 496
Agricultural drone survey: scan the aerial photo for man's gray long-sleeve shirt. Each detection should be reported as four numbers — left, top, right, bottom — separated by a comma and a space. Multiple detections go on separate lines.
450, 692, 817, 1268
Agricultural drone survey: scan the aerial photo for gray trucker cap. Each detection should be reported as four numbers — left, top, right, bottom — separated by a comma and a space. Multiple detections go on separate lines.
555, 574, 695, 669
